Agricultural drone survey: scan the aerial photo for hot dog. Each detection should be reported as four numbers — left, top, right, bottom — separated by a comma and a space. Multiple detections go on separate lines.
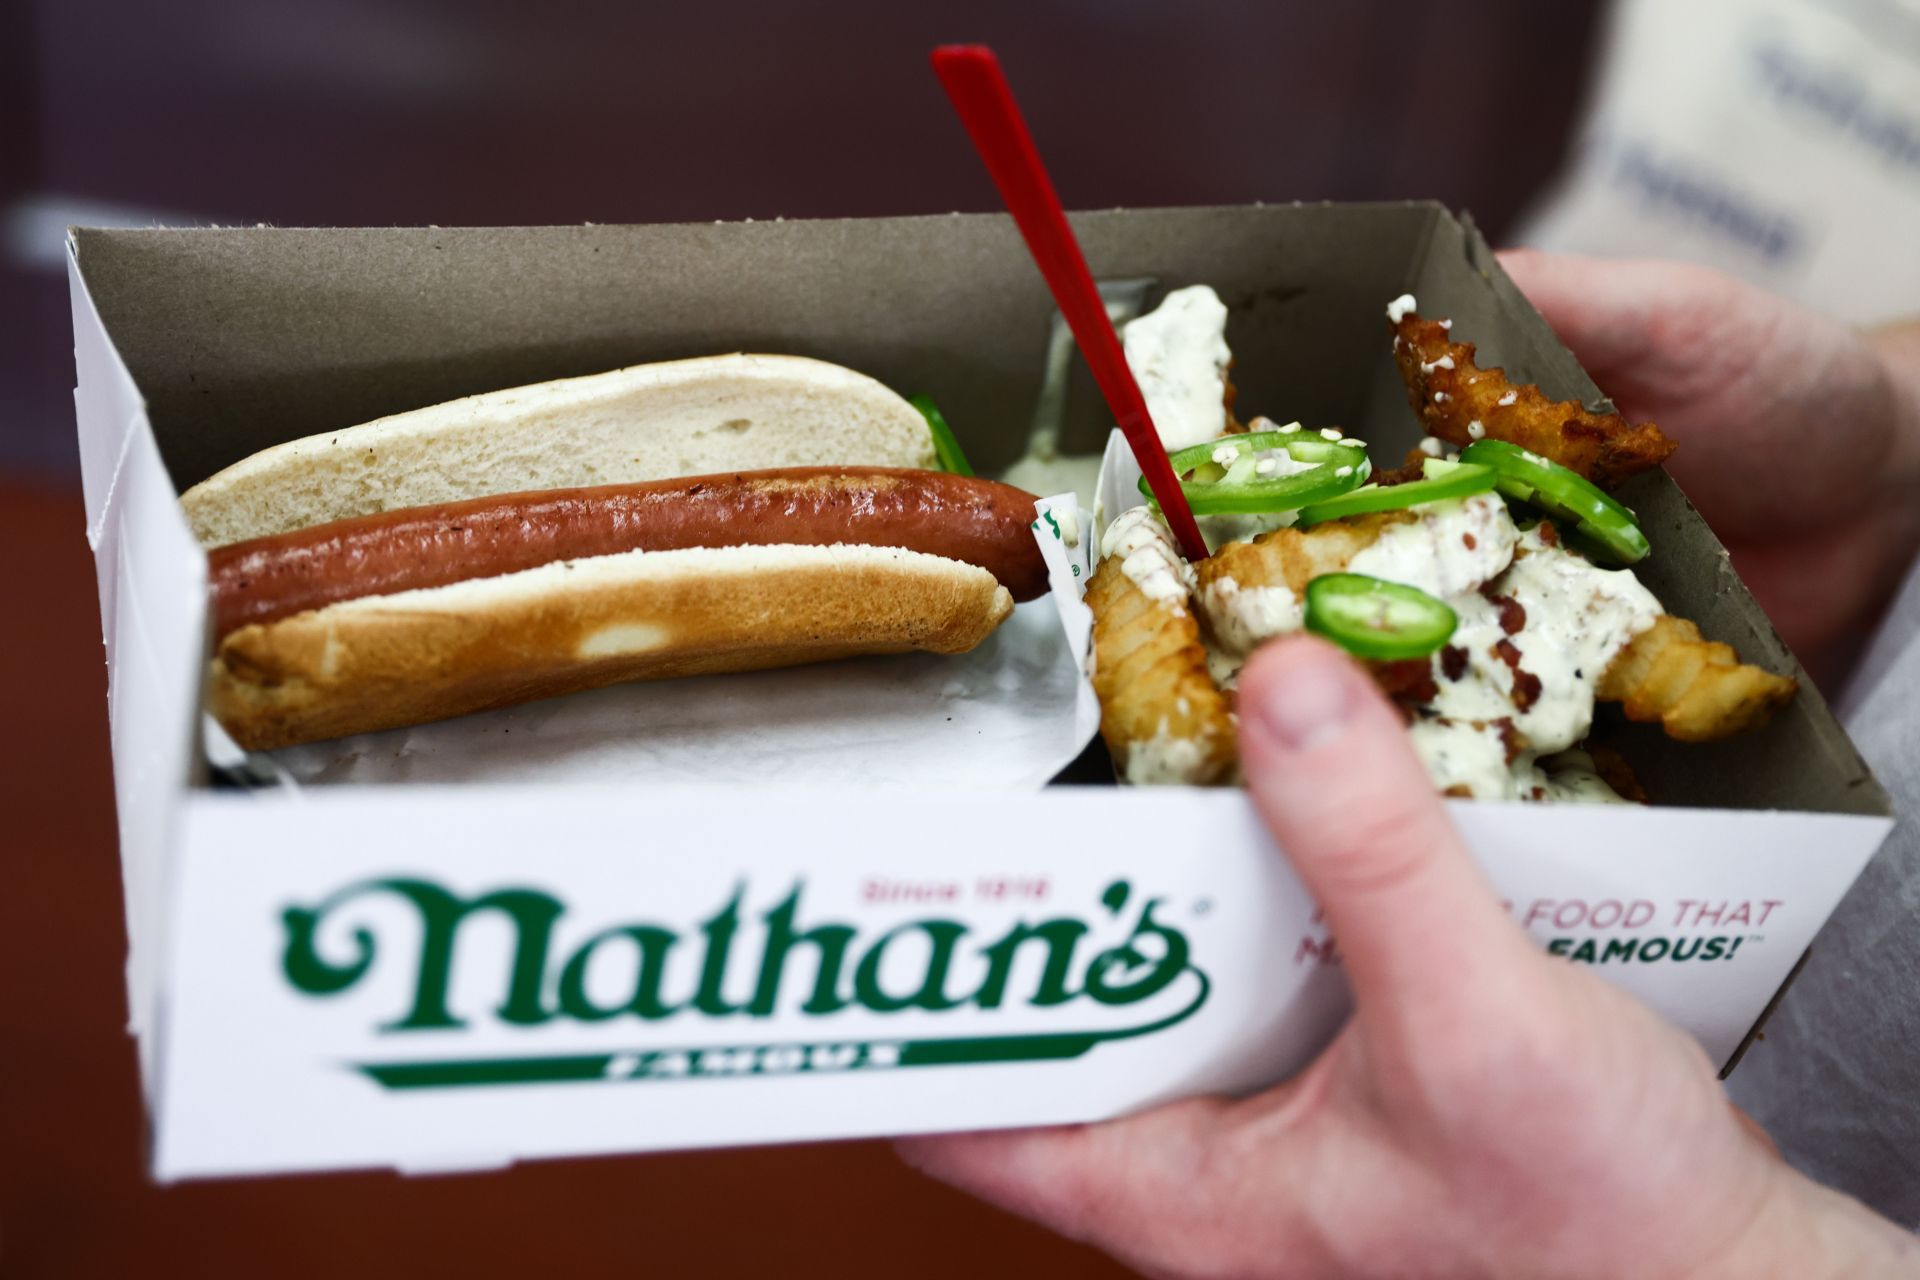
186, 353, 1047, 751
210, 466, 1049, 638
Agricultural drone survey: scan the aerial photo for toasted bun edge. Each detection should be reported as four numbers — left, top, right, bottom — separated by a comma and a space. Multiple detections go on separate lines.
211, 541, 1014, 750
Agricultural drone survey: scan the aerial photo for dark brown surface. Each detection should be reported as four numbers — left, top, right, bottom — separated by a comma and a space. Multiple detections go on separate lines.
4, 0, 1608, 481
0, 480, 1131, 1279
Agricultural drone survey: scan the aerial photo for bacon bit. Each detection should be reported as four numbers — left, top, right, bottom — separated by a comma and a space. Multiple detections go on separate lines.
1535, 520, 1560, 548
1443, 784, 1474, 798
1440, 645, 1468, 681
1492, 638, 1543, 711
1494, 717, 1525, 765
1370, 658, 1440, 706
1479, 588, 1526, 635
1462, 532, 1477, 550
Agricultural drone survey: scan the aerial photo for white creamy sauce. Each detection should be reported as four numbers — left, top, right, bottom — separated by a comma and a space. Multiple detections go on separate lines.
1407, 524, 1662, 802
1100, 506, 1193, 608
1192, 440, 1321, 552
1421, 355, 1456, 374
1468, 528, 1663, 752
1200, 577, 1303, 656
1123, 285, 1232, 450
1409, 719, 1518, 798
1193, 494, 1656, 804
1125, 722, 1209, 786
1206, 645, 1245, 691
1049, 504, 1081, 548
1386, 293, 1418, 324
1345, 493, 1517, 600
1115, 479, 1658, 803
1418, 437, 1447, 457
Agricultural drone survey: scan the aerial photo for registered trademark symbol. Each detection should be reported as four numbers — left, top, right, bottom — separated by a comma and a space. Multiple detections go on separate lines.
1193, 899, 1212, 916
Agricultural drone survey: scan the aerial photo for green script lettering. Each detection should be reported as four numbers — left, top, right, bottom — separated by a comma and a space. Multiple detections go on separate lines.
1086, 899, 1189, 1006
283, 878, 561, 1031
284, 877, 1208, 1034
969, 919, 1088, 1008
748, 887, 855, 1016
557, 925, 680, 1021
853, 921, 969, 1012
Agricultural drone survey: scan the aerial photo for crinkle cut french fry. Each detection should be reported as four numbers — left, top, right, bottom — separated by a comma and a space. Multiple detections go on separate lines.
1085, 555, 1237, 785
1392, 311, 1677, 488
1194, 510, 1411, 597
1598, 615, 1797, 742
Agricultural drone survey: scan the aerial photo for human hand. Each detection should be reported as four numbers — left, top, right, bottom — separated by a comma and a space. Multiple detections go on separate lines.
1496, 249, 1920, 671
899, 638, 1916, 1279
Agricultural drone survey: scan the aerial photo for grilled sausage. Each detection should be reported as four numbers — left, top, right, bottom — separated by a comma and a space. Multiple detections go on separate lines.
208, 466, 1048, 637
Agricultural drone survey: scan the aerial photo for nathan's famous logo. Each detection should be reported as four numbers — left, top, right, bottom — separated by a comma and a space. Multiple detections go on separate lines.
281, 878, 1208, 1091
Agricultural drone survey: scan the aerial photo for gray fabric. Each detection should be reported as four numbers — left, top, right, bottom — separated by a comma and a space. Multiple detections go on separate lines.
1728, 557, 1920, 1224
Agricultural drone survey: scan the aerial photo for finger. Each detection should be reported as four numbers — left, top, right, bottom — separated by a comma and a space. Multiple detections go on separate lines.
1496, 247, 1660, 375
1497, 249, 1884, 539
1237, 637, 1539, 1041
896, 1099, 1227, 1262
1494, 248, 1752, 416
1729, 1103, 1782, 1161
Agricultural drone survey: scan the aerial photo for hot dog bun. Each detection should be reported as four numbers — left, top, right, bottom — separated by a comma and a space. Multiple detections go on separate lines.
212, 542, 1011, 751
182, 353, 939, 548
188, 354, 1026, 750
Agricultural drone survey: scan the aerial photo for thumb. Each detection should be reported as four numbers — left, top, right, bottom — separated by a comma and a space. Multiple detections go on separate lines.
1237, 637, 1539, 1046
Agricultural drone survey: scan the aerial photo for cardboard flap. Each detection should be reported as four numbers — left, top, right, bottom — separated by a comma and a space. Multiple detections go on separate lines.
68, 243, 211, 1090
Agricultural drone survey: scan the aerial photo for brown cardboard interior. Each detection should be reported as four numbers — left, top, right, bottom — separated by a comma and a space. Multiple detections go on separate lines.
70, 204, 1889, 818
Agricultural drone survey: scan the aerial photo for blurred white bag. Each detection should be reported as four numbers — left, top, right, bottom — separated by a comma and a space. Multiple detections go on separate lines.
1520, 0, 1920, 325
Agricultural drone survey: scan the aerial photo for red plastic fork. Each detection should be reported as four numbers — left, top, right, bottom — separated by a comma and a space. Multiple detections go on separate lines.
931, 43, 1209, 562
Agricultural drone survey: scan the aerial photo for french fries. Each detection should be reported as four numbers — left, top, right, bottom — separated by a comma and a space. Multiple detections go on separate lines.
1597, 615, 1798, 742
1194, 510, 1411, 599
1085, 553, 1237, 786
1392, 311, 1676, 488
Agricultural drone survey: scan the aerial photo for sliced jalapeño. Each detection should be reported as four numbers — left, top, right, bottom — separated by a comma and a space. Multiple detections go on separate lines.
1292, 462, 1496, 528
1139, 429, 1369, 516
1458, 439, 1649, 564
1304, 573, 1458, 661
910, 394, 975, 477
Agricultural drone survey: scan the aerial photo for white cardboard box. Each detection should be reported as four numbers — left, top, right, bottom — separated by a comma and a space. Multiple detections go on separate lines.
67, 205, 1892, 1182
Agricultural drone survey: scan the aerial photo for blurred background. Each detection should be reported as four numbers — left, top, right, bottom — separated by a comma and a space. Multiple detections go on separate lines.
5, 0, 1916, 1274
